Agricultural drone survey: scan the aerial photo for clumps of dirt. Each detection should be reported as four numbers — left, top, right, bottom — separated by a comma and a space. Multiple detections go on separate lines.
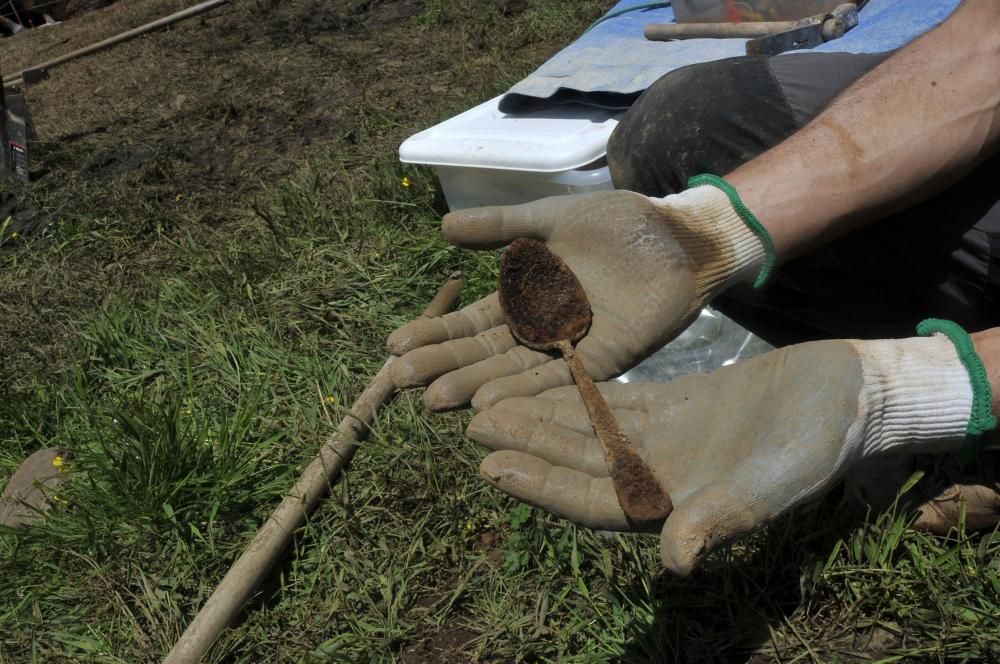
292, 0, 425, 36
297, 9, 350, 34
61, 0, 118, 19
498, 238, 592, 350
400, 625, 479, 664
492, 0, 527, 16
158, 96, 344, 192
0, 191, 52, 247
476, 528, 504, 565
81, 143, 155, 178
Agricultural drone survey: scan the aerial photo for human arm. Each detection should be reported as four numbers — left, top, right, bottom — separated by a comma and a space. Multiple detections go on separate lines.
973, 327, 1000, 414
469, 323, 999, 574
731, 0, 1000, 256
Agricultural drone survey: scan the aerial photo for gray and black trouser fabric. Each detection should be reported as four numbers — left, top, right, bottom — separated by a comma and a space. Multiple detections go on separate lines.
607, 52, 1000, 346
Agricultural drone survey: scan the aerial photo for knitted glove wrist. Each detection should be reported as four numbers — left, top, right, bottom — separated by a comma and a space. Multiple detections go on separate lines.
849, 334, 976, 459
650, 181, 768, 302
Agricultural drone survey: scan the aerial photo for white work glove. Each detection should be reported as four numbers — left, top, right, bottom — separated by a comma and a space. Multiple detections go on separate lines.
388, 185, 768, 411
467, 328, 993, 575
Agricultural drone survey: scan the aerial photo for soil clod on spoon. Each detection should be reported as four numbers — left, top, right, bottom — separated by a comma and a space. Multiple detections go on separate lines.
499, 238, 673, 525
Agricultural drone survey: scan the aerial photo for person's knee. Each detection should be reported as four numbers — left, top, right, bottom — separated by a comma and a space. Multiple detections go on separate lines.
608, 56, 795, 197
608, 61, 736, 196
607, 116, 651, 194
607, 68, 696, 196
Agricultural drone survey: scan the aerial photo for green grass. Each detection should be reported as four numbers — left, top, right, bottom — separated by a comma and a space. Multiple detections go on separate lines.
2, 1, 1000, 662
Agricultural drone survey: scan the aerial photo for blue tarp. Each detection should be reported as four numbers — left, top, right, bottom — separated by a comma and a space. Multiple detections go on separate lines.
500, 0, 962, 112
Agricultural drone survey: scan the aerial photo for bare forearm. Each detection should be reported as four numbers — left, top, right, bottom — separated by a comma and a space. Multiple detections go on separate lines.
972, 327, 1000, 417
728, 0, 1000, 257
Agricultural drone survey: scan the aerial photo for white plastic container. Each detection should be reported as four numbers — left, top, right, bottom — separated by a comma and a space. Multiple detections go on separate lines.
399, 96, 621, 211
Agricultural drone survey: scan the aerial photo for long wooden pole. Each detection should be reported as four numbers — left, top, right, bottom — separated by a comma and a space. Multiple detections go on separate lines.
163, 272, 464, 664
3, 0, 231, 87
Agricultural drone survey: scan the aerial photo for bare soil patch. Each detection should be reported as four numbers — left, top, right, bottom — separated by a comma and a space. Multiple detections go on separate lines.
0, 0, 578, 389
5, 0, 553, 205
400, 623, 480, 663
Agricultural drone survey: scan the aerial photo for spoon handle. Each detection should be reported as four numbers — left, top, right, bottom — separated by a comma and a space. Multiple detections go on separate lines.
556, 340, 673, 525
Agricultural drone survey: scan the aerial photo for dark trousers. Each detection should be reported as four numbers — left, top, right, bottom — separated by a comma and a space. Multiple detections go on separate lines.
607, 52, 1000, 346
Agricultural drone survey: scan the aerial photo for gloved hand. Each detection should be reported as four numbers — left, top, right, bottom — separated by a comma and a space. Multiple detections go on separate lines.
388, 186, 767, 411
467, 331, 989, 574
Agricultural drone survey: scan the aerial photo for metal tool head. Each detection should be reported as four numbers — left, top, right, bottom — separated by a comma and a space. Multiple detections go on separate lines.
746, 2, 858, 55
499, 238, 592, 352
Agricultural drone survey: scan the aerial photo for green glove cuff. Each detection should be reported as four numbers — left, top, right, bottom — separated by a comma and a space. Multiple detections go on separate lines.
917, 318, 997, 461
687, 173, 775, 289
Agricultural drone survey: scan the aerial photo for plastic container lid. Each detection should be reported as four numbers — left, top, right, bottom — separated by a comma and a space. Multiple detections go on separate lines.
399, 96, 622, 173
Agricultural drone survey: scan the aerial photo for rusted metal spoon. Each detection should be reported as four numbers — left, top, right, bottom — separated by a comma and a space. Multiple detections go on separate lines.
499, 238, 673, 525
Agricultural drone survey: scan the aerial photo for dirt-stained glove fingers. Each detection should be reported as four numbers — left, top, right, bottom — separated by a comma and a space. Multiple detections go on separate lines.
480, 450, 630, 531
471, 355, 666, 411
468, 406, 609, 477
470, 358, 575, 411
421, 346, 552, 412
442, 199, 560, 249
387, 292, 505, 355
497, 395, 592, 433
485, 395, 647, 439
659, 449, 823, 576
392, 326, 517, 388
537, 381, 663, 412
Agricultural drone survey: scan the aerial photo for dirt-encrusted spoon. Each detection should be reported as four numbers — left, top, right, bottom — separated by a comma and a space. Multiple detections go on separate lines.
498, 238, 673, 525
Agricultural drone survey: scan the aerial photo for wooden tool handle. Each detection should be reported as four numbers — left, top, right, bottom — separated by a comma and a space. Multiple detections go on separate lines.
164, 272, 465, 664
557, 341, 673, 525
644, 21, 795, 41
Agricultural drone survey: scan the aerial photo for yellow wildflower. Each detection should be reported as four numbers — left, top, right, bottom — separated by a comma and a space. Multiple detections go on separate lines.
52, 455, 65, 469
324, 395, 336, 405
401, 176, 410, 188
